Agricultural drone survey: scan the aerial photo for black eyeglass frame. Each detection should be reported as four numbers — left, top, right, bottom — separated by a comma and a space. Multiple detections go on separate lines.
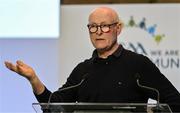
87, 22, 119, 33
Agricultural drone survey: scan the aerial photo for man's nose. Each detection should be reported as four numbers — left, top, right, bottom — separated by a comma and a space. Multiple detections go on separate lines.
96, 26, 102, 35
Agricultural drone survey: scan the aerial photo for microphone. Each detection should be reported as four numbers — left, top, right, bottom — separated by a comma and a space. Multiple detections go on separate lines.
135, 73, 164, 112
45, 73, 88, 110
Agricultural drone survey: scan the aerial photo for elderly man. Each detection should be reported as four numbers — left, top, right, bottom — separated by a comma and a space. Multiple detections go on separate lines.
5, 7, 180, 112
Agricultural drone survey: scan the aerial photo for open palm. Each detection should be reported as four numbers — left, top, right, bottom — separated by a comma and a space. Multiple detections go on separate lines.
4, 60, 36, 81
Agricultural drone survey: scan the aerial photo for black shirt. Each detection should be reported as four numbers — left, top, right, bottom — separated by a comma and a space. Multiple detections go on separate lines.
35, 45, 180, 112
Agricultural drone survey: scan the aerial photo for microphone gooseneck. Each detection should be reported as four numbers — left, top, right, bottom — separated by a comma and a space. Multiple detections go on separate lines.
47, 78, 85, 103
135, 73, 164, 112
46, 73, 88, 109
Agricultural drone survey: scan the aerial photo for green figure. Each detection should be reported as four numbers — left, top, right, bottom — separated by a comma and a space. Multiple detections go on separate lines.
128, 16, 136, 27
154, 34, 165, 44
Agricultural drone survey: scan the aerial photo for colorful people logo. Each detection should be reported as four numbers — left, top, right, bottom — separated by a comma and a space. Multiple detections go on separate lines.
126, 16, 165, 44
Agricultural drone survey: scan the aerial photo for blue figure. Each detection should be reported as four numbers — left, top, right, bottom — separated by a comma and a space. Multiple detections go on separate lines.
147, 24, 157, 36
139, 17, 146, 30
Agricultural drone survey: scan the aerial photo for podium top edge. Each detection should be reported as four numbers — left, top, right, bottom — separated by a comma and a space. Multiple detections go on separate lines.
32, 102, 169, 106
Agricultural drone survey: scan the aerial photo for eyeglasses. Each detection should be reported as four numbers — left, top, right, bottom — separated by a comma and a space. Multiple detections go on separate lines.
87, 22, 118, 33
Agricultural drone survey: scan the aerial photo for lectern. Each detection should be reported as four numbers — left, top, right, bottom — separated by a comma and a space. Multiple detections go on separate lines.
32, 103, 172, 113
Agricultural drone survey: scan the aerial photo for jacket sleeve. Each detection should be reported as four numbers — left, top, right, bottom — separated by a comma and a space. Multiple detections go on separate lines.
34, 86, 51, 103
34, 61, 90, 103
139, 55, 180, 112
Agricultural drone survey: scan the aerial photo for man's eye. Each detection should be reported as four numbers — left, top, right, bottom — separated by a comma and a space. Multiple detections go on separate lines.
101, 25, 108, 27
90, 25, 97, 28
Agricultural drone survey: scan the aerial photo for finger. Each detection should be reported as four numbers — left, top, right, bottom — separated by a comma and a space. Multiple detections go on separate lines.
17, 60, 32, 69
4, 61, 14, 69
4, 61, 18, 72
16, 60, 24, 66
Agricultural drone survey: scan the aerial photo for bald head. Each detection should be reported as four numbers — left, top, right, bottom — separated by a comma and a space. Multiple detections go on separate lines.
88, 7, 121, 24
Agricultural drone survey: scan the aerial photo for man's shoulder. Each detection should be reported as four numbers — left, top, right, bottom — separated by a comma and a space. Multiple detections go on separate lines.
122, 48, 144, 58
122, 48, 151, 63
69, 58, 93, 80
78, 58, 93, 67
73, 58, 93, 72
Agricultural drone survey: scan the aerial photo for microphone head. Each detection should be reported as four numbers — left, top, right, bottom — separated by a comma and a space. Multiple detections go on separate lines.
134, 73, 141, 80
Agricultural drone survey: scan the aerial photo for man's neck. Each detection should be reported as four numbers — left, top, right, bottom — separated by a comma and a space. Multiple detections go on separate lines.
97, 43, 119, 59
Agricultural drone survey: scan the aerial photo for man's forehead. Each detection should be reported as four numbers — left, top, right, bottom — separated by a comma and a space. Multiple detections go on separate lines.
89, 12, 115, 23
90, 17, 113, 21
88, 7, 118, 23
89, 19, 113, 24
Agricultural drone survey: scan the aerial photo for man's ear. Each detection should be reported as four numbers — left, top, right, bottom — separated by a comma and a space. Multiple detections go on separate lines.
117, 23, 122, 35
